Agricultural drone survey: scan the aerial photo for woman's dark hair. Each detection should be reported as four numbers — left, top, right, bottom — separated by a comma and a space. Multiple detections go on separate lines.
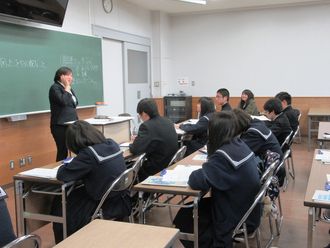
232, 108, 252, 135
54, 67, 72, 82
239, 89, 254, 109
199, 97, 215, 117
207, 111, 238, 155
263, 98, 283, 115
66, 120, 106, 154
136, 98, 159, 119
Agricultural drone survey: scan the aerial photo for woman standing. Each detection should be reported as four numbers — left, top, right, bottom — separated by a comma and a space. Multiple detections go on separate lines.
238, 89, 259, 115
49, 67, 78, 161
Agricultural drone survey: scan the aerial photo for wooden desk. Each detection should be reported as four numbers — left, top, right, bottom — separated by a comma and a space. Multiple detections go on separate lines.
13, 162, 73, 239
85, 116, 133, 144
317, 122, 330, 149
307, 108, 330, 150
133, 151, 205, 248
303, 150, 330, 248
54, 219, 179, 248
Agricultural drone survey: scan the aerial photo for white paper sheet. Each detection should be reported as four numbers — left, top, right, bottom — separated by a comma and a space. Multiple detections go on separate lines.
312, 190, 330, 202
19, 168, 58, 179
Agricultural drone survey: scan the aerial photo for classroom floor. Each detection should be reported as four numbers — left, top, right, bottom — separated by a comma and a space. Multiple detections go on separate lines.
4, 137, 330, 248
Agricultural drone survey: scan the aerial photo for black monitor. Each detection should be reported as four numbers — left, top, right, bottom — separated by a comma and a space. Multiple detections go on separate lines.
0, 0, 69, 27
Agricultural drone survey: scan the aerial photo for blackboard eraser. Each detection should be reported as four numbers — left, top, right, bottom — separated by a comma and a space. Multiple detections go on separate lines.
7, 115, 27, 122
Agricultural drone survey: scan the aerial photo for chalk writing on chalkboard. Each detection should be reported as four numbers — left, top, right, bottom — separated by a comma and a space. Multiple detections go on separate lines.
0, 57, 47, 69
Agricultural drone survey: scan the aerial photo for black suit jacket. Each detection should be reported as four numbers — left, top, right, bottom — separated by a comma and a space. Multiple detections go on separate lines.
282, 105, 299, 132
49, 82, 78, 125
264, 112, 292, 145
129, 116, 178, 175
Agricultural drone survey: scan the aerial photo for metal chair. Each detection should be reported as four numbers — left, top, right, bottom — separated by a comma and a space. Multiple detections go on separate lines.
232, 176, 274, 248
3, 234, 41, 248
128, 153, 146, 222
168, 145, 187, 167
91, 167, 135, 221
294, 111, 302, 143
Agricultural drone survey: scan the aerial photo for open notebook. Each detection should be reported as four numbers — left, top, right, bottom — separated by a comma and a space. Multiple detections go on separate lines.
142, 164, 202, 187
19, 167, 60, 179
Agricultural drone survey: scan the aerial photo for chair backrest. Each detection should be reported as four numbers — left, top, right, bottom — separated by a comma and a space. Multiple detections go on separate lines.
274, 149, 290, 175
91, 167, 135, 220
289, 125, 300, 146
232, 175, 273, 239
260, 159, 279, 183
280, 130, 294, 150
3, 234, 41, 248
130, 153, 146, 186
168, 146, 187, 167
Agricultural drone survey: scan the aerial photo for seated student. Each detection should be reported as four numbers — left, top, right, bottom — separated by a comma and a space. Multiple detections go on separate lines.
173, 111, 261, 248
0, 188, 16, 247
233, 108, 285, 186
237, 89, 259, 115
176, 97, 215, 156
215, 88, 232, 111
51, 120, 131, 243
263, 98, 292, 146
129, 98, 178, 181
275, 91, 299, 132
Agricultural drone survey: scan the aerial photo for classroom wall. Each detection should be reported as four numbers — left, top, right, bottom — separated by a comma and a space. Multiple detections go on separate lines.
0, 0, 154, 185
166, 3, 330, 97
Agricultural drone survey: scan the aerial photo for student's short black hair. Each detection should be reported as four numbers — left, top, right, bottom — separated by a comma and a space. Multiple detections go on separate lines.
54, 67, 72, 82
216, 88, 230, 101
275, 91, 292, 105
136, 98, 159, 119
263, 98, 283, 115
66, 120, 106, 154
199, 97, 215, 117
232, 108, 252, 135
207, 111, 237, 155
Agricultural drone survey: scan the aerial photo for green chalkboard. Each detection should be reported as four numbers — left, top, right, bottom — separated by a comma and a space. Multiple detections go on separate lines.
0, 22, 103, 117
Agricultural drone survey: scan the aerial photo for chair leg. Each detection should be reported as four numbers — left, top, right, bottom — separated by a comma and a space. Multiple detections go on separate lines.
288, 153, 295, 179
274, 194, 283, 236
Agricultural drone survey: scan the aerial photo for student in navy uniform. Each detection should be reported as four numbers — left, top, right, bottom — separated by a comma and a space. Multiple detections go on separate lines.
51, 121, 131, 243
215, 88, 232, 111
174, 111, 261, 248
129, 98, 178, 181
233, 108, 286, 186
263, 98, 292, 146
0, 187, 16, 247
237, 89, 259, 115
275, 91, 299, 132
176, 97, 215, 155
49, 67, 78, 161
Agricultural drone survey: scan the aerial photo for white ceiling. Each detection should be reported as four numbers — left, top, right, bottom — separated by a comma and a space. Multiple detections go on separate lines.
125, 0, 330, 14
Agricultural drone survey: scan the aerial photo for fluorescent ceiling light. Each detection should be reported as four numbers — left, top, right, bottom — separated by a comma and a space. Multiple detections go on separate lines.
178, 0, 207, 5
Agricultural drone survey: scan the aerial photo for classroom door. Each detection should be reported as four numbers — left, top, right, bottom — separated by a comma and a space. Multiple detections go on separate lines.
123, 42, 151, 128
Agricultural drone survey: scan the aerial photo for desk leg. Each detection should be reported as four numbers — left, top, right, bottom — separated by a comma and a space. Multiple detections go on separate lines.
14, 180, 25, 237
61, 184, 67, 239
138, 191, 144, 224
307, 207, 314, 248
308, 116, 312, 151
193, 197, 199, 248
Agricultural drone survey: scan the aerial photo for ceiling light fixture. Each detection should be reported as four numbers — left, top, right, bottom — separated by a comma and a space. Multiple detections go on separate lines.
178, 0, 207, 5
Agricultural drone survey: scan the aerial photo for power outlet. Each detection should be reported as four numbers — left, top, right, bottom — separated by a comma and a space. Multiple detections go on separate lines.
19, 158, 26, 167
9, 160, 14, 170
27, 155, 32, 164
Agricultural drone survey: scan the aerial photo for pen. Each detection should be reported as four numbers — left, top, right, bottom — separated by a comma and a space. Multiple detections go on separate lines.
160, 169, 167, 176
199, 149, 207, 155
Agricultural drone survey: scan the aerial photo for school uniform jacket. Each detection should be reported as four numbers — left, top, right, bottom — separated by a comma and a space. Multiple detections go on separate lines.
129, 116, 178, 175
188, 138, 261, 248
282, 105, 299, 132
264, 112, 292, 145
179, 112, 213, 152
49, 81, 78, 126
57, 139, 130, 215
241, 119, 283, 160
221, 102, 232, 111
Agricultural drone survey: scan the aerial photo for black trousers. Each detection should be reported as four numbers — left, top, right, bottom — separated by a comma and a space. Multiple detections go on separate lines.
51, 124, 68, 162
